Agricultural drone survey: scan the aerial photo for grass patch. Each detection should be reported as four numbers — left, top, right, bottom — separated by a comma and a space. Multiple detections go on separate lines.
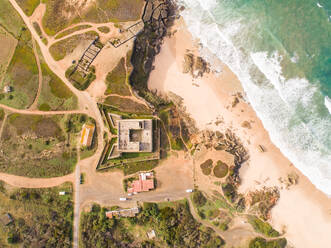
16, 0, 40, 16
49, 31, 98, 61
247, 215, 280, 238
38, 61, 77, 110
0, 28, 17, 82
65, 65, 96, 91
213, 160, 228, 178
123, 160, 159, 176
104, 96, 151, 114
159, 107, 185, 151
105, 57, 131, 96
0, 181, 73, 247
0, 113, 86, 177
42, 0, 144, 36
0, 0, 25, 38
97, 26, 110, 33
55, 24, 92, 39
32, 21, 42, 36
0, 31, 38, 109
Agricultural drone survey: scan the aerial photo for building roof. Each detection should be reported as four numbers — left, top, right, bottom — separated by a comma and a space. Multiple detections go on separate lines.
128, 173, 154, 193
80, 124, 95, 147
106, 207, 140, 218
117, 119, 153, 152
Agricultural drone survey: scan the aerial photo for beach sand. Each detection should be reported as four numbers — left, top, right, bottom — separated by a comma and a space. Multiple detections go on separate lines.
148, 18, 331, 248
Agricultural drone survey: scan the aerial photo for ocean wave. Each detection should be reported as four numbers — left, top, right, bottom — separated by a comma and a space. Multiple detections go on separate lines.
179, 0, 331, 195
325, 96, 331, 115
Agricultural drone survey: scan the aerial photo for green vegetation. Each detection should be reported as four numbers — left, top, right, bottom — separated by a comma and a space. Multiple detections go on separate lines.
80, 201, 224, 248
123, 160, 158, 175
159, 107, 185, 151
213, 160, 228, 178
0, 28, 17, 84
104, 96, 151, 114
55, 25, 92, 39
105, 57, 131, 96
38, 60, 78, 110
33, 21, 42, 36
249, 188, 280, 221
42, 0, 144, 36
0, 113, 89, 177
16, 0, 40, 16
0, 0, 25, 38
0, 181, 73, 247
247, 215, 280, 238
192, 190, 207, 208
65, 65, 96, 91
97, 26, 110, 33
221, 183, 236, 203
0, 28, 39, 109
200, 159, 213, 176
0, 109, 5, 121
49, 31, 98, 61
249, 237, 287, 248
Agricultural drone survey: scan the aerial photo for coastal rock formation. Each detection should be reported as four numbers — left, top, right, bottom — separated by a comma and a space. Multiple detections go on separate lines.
130, 0, 177, 107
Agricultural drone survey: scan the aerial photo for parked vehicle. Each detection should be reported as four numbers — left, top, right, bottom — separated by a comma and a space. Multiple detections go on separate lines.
186, 189, 194, 193
119, 198, 127, 201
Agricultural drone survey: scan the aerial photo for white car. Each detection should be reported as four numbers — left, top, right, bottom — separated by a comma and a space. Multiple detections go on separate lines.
127, 193, 132, 196
186, 189, 194, 193
119, 197, 127, 201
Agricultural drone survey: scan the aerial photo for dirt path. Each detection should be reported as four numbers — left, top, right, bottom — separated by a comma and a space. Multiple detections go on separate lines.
0, 172, 74, 188
29, 38, 43, 110
0, 113, 8, 140
0, 103, 87, 115
73, 144, 81, 248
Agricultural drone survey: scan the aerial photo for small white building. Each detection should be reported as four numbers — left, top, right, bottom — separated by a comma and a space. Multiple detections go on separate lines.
4, 86, 12, 93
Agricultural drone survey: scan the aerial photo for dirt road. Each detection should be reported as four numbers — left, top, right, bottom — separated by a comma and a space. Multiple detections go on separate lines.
0, 172, 74, 188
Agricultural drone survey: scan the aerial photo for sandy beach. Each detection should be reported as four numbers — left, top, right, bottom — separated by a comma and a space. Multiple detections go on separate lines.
148, 19, 331, 248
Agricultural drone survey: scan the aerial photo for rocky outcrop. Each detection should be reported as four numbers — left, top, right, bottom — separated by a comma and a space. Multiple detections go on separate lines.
129, 0, 177, 108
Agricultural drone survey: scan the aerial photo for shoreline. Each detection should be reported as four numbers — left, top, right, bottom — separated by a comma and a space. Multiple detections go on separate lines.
148, 18, 331, 247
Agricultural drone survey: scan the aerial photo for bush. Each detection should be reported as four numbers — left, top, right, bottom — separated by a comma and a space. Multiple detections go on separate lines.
249, 237, 287, 248
192, 191, 207, 207
247, 216, 280, 237
200, 159, 213, 169
221, 183, 236, 202
213, 161, 228, 178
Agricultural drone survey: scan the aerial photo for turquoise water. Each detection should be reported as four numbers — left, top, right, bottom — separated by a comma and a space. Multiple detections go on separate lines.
179, 0, 331, 195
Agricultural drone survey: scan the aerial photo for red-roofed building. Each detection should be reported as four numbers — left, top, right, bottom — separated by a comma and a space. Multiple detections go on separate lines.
128, 172, 154, 193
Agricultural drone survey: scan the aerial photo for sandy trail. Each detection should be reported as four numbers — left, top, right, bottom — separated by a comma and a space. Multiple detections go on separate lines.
0, 103, 87, 115
0, 172, 74, 188
149, 18, 331, 248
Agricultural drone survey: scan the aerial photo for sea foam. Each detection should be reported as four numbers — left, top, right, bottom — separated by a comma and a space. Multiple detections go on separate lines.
325, 96, 331, 115
179, 0, 331, 195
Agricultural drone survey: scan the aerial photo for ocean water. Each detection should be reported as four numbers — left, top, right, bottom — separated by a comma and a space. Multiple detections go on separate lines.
178, 0, 331, 195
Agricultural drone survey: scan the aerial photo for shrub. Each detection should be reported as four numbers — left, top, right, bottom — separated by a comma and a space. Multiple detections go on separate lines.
192, 191, 207, 207
249, 237, 287, 248
247, 216, 280, 237
221, 183, 236, 202
213, 161, 228, 178
200, 159, 213, 170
